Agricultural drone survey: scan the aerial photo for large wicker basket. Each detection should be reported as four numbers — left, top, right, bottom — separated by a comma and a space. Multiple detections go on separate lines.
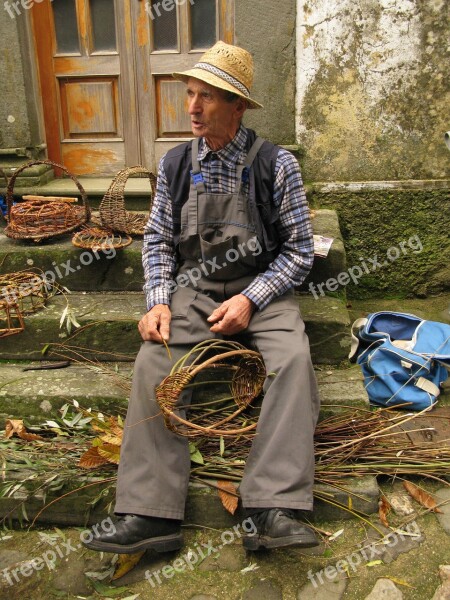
5, 160, 90, 242
99, 166, 156, 235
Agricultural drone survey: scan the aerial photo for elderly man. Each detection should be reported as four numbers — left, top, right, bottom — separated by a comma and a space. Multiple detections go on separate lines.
84, 41, 320, 553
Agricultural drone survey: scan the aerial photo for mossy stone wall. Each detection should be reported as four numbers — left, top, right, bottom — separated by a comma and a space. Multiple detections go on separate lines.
312, 187, 450, 299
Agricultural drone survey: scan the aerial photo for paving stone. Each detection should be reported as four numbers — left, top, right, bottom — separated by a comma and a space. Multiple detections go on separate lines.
359, 522, 424, 565
297, 574, 347, 599
435, 488, 450, 535
363, 578, 403, 599
110, 552, 176, 587
0, 549, 28, 571
243, 579, 283, 600
385, 491, 415, 517
198, 544, 246, 572
431, 566, 450, 600
50, 552, 93, 596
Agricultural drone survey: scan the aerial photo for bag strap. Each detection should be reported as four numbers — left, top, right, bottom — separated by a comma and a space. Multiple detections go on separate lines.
415, 377, 441, 398
349, 318, 368, 361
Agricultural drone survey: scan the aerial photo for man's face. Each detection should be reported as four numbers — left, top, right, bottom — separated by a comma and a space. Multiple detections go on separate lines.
186, 77, 245, 149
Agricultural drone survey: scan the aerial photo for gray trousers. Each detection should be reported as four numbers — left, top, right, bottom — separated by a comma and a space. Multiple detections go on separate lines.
115, 284, 320, 520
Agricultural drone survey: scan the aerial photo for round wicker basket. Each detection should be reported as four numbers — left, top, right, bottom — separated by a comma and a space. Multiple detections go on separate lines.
5, 160, 90, 242
72, 225, 133, 251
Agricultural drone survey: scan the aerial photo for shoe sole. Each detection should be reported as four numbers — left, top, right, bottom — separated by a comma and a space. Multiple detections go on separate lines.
243, 534, 320, 551
82, 532, 184, 554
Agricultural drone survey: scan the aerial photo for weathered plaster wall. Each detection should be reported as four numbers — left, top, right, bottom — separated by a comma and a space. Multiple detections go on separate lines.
297, 0, 450, 181
236, 0, 297, 145
0, 10, 43, 151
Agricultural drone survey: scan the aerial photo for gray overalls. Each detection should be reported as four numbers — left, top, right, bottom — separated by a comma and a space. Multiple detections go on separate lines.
115, 137, 320, 518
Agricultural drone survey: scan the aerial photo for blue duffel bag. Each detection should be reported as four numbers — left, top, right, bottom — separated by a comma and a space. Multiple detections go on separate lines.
349, 312, 450, 410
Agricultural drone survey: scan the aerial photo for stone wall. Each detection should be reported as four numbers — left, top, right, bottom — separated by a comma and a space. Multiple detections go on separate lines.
0, 10, 42, 152
296, 0, 450, 182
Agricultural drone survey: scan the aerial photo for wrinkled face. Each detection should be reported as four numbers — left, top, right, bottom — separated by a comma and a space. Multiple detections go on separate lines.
186, 77, 246, 150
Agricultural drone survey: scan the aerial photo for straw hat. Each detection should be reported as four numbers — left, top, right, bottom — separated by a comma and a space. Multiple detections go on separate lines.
173, 41, 263, 109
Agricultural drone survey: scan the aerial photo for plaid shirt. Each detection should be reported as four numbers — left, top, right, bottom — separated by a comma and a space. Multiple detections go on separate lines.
143, 124, 314, 311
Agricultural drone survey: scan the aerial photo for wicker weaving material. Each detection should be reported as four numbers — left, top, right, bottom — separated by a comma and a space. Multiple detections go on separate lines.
0, 270, 50, 337
99, 166, 156, 235
0, 303, 25, 338
155, 340, 266, 438
5, 160, 90, 242
72, 226, 133, 251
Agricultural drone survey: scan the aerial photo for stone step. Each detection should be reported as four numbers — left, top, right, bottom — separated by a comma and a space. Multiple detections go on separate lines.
0, 292, 352, 364
0, 362, 369, 426
0, 471, 380, 529
0, 209, 346, 294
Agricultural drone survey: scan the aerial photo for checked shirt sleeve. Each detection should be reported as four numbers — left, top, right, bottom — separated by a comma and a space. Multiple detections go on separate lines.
142, 158, 178, 311
241, 149, 314, 310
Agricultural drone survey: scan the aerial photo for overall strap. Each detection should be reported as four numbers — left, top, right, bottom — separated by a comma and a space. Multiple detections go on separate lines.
186, 138, 202, 235
191, 138, 206, 194
235, 136, 266, 206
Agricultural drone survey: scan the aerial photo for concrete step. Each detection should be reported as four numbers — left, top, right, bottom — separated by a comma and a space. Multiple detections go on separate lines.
0, 209, 346, 294
0, 363, 369, 426
0, 292, 352, 364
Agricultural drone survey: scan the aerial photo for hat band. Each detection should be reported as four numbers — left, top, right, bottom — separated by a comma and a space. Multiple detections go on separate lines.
194, 62, 250, 98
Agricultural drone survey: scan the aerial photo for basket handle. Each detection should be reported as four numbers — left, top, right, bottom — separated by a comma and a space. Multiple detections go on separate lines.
100, 165, 156, 219
6, 160, 90, 222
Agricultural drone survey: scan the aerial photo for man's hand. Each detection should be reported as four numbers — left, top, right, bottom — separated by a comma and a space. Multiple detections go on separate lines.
207, 294, 256, 335
138, 304, 172, 342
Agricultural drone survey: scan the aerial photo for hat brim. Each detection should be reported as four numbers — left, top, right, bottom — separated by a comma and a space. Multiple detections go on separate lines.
173, 68, 263, 110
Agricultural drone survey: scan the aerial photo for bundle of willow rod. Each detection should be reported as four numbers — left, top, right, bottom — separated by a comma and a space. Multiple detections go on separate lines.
155, 339, 266, 437
190, 405, 450, 484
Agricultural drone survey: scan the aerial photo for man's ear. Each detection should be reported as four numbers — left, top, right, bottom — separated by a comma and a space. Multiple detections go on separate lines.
235, 97, 248, 119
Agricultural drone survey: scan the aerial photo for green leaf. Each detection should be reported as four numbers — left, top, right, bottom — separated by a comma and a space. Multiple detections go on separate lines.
90, 580, 130, 597
41, 344, 50, 356
189, 443, 204, 465
366, 560, 383, 567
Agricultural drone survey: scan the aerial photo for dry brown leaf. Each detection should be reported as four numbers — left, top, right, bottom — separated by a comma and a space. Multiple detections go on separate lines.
5, 419, 44, 442
78, 447, 109, 469
403, 480, 443, 514
217, 480, 238, 515
112, 551, 145, 580
97, 443, 121, 465
100, 433, 123, 447
378, 495, 391, 527
108, 417, 124, 438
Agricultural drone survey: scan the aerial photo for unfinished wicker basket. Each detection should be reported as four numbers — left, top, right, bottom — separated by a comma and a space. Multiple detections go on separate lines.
99, 166, 156, 235
0, 269, 51, 337
155, 340, 266, 438
5, 160, 90, 242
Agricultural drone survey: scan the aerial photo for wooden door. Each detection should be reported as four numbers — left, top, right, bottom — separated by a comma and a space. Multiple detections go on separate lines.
31, 0, 234, 175
31, 0, 139, 176
133, 0, 235, 170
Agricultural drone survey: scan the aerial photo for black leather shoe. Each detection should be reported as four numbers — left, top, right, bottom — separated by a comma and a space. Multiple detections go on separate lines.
242, 509, 319, 550
82, 514, 183, 554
